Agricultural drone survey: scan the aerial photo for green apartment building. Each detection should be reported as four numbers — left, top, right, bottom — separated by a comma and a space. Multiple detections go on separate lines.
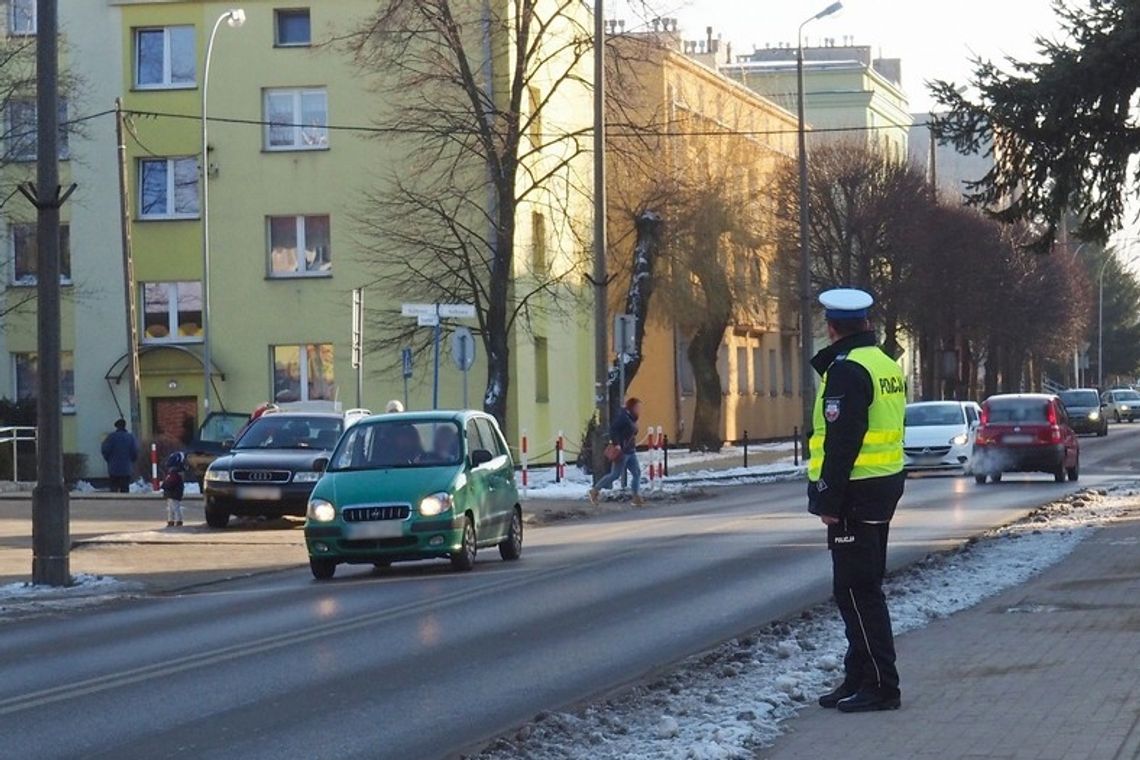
0, 0, 595, 474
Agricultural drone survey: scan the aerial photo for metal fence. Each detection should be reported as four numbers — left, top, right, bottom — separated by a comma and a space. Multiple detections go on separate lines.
0, 426, 37, 482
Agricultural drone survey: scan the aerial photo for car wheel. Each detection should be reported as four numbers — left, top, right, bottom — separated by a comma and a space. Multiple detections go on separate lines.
309, 558, 337, 580
991, 472, 1002, 483
1114, 411, 1121, 423
204, 505, 229, 529
1053, 465, 1066, 483
1098, 426, 1108, 437
450, 515, 477, 572
1067, 461, 1079, 482
974, 474, 987, 485
499, 507, 523, 561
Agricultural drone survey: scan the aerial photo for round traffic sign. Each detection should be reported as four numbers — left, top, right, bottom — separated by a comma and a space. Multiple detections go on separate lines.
450, 327, 477, 371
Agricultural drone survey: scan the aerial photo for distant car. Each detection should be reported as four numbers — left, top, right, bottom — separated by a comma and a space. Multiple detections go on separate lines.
1058, 389, 1108, 436
972, 394, 1080, 485
304, 410, 523, 579
203, 410, 355, 528
1101, 389, 1140, 423
903, 401, 982, 472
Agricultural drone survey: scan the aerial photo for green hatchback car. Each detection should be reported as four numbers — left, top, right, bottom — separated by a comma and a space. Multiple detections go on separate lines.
303, 410, 522, 579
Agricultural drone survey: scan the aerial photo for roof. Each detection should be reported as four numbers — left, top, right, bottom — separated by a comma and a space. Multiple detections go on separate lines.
984, 394, 1057, 401
354, 410, 492, 425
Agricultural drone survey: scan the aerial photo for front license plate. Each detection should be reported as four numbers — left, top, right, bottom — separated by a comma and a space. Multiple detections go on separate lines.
344, 521, 405, 540
236, 486, 282, 501
1002, 435, 1033, 445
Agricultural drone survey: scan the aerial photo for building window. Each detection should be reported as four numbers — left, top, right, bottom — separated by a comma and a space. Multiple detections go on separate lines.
8, 0, 34, 35
135, 26, 196, 89
736, 346, 749, 395
10, 223, 71, 285
142, 282, 202, 342
274, 8, 311, 46
139, 157, 199, 219
781, 337, 794, 394
527, 85, 542, 147
534, 337, 549, 403
272, 344, 336, 402
768, 348, 778, 397
264, 88, 328, 150
13, 352, 75, 412
751, 346, 763, 394
6, 100, 69, 161
268, 215, 331, 277
530, 211, 546, 272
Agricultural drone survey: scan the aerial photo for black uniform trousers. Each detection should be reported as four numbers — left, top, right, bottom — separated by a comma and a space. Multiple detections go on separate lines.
829, 519, 899, 697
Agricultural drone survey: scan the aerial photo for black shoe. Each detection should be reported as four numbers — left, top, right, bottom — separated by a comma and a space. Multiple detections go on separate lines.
836, 690, 901, 713
818, 683, 859, 709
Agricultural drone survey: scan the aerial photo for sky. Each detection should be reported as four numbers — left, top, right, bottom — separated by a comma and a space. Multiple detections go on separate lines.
614, 0, 1061, 113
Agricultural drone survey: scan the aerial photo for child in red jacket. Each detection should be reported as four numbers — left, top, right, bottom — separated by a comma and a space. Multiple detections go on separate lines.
161, 451, 187, 527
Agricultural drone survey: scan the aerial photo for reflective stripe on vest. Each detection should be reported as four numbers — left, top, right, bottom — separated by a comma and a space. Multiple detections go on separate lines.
808, 345, 906, 482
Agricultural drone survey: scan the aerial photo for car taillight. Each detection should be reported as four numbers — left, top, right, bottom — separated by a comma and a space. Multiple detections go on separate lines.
980, 406, 990, 425
975, 428, 992, 445
1046, 403, 1058, 426
1051, 426, 1062, 443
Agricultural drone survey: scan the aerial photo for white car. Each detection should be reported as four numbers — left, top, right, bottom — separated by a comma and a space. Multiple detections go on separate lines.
903, 401, 981, 472
1101, 389, 1140, 423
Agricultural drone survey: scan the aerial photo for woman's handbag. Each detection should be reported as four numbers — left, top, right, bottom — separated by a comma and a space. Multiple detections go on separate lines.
603, 442, 623, 462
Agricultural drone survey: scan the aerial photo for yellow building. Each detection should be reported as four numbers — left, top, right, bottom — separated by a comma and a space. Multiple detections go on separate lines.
1, 0, 595, 473
607, 32, 802, 445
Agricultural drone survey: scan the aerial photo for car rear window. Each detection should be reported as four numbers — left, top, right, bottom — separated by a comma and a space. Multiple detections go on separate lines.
905, 404, 965, 426
985, 399, 1049, 423
1059, 390, 1098, 407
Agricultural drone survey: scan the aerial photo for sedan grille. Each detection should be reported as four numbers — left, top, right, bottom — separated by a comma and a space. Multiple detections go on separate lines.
343, 505, 411, 523
904, 446, 952, 457
232, 470, 292, 484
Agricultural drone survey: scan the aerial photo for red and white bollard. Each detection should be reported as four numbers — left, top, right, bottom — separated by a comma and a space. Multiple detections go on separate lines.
555, 430, 565, 483
655, 426, 665, 488
150, 442, 159, 491
520, 430, 529, 491
646, 427, 657, 488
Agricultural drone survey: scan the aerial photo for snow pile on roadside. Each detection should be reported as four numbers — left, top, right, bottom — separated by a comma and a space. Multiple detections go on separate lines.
128, 478, 154, 494
522, 460, 801, 501
479, 486, 1132, 760
0, 573, 142, 619
72, 480, 98, 493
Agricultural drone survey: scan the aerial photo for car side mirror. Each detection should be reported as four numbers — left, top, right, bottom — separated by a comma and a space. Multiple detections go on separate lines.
470, 449, 494, 468
312, 457, 329, 473
222, 438, 235, 451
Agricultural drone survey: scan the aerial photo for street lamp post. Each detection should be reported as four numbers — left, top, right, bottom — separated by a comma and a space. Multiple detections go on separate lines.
1098, 251, 1140, 389
201, 8, 246, 419
797, 1, 842, 448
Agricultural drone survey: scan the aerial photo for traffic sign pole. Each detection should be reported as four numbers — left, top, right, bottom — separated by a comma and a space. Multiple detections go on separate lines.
432, 318, 441, 409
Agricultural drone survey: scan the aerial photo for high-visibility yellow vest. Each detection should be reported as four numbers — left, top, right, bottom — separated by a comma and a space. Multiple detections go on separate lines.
808, 345, 905, 482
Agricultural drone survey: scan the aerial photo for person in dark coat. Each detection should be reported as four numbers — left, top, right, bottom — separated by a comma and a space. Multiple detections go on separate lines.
101, 419, 139, 493
589, 397, 644, 506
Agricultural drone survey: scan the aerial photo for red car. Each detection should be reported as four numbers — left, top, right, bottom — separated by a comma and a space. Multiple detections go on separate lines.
972, 394, 1080, 484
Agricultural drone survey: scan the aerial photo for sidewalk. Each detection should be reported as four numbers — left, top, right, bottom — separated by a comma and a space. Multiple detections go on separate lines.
759, 509, 1140, 760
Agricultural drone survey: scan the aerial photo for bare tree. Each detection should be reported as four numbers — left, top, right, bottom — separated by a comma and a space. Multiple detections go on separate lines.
343, 0, 595, 427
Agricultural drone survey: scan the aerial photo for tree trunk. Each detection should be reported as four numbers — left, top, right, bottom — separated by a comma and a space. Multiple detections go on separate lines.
482, 186, 516, 427
607, 211, 662, 419
687, 322, 726, 451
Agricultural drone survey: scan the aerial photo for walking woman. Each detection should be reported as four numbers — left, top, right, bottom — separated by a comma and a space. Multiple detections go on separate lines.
589, 397, 644, 506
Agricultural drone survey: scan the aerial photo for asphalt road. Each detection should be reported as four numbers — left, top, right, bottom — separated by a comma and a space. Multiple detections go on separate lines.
4, 425, 1140, 760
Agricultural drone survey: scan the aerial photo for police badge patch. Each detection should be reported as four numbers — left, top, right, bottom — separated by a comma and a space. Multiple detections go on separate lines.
824, 398, 841, 422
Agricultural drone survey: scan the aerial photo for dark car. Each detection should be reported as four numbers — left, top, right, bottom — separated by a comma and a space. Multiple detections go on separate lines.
972, 394, 1080, 485
1058, 389, 1108, 437
203, 412, 345, 528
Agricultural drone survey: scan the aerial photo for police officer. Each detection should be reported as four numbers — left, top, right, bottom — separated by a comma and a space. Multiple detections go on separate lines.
808, 288, 906, 713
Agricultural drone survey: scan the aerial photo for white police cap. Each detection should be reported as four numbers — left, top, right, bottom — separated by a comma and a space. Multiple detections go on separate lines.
819, 288, 874, 320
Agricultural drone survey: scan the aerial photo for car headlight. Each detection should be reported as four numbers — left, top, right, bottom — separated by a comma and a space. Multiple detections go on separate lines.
204, 469, 231, 483
950, 434, 969, 446
419, 492, 453, 517
1088, 411, 1100, 420
1121, 405, 1131, 411
307, 498, 336, 522
293, 471, 322, 483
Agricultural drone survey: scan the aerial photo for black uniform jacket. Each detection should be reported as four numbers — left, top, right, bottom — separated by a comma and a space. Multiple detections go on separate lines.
807, 331, 905, 523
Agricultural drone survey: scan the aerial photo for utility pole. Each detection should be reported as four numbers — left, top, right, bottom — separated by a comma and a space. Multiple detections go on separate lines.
23, 0, 73, 586
592, 0, 610, 472
115, 99, 142, 435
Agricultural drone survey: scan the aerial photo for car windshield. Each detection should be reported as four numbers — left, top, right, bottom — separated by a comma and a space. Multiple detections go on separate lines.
985, 399, 1049, 424
1114, 391, 1140, 401
234, 416, 343, 450
905, 403, 965, 427
329, 419, 464, 471
1060, 390, 1098, 407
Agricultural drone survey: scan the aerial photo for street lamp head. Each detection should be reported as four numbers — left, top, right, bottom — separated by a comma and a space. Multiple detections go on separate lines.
815, 2, 843, 20
226, 9, 246, 28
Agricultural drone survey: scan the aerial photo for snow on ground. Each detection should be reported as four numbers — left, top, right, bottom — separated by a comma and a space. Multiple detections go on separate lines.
663, 442, 795, 468
480, 486, 1134, 759
522, 460, 802, 501
0, 573, 142, 620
